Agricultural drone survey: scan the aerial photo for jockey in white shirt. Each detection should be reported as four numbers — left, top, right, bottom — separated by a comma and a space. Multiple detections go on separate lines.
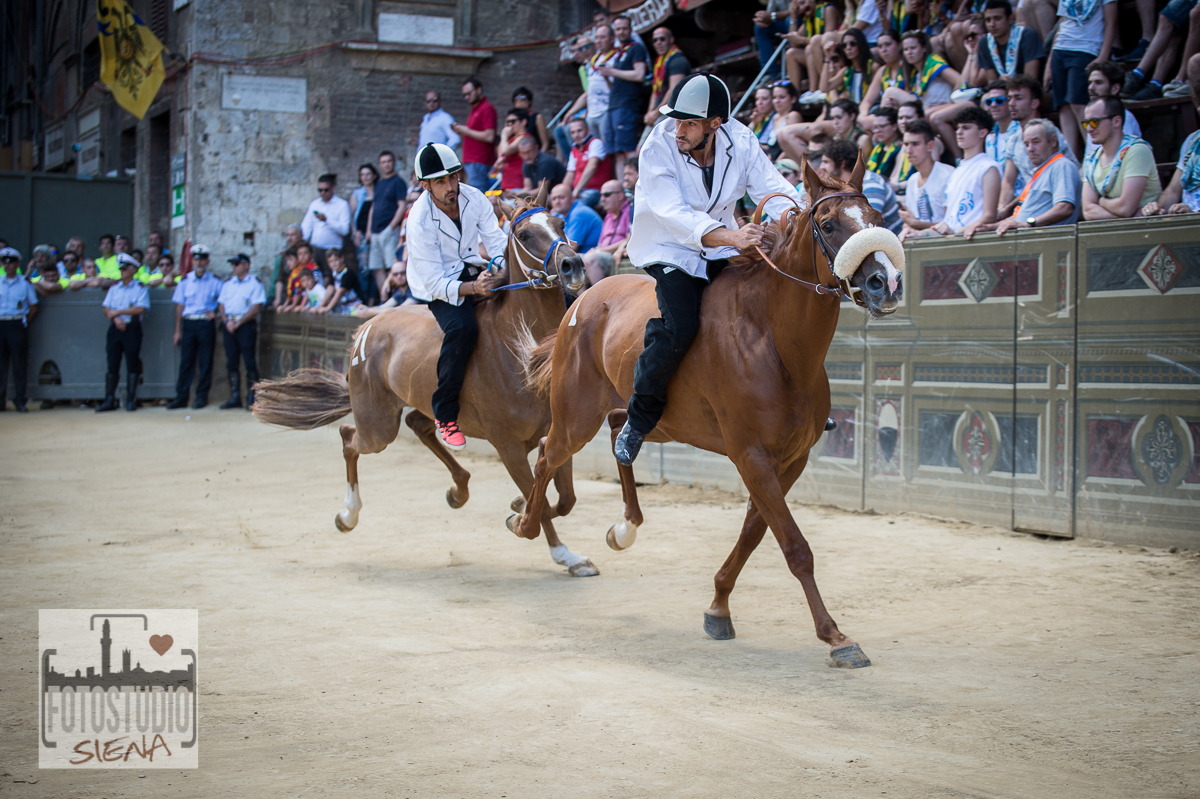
614, 73, 801, 465
406, 143, 507, 450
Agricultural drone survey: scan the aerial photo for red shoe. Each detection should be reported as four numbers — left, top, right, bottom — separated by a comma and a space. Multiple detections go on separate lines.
436, 420, 466, 451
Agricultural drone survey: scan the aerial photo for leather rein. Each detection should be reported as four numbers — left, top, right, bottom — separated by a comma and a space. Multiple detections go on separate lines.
751, 191, 868, 309
490, 206, 568, 292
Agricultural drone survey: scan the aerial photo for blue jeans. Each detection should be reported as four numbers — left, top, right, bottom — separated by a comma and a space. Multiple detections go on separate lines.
755, 20, 789, 75
463, 162, 490, 192
588, 113, 615, 160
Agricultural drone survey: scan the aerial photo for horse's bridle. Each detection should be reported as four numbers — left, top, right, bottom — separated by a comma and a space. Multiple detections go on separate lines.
491, 205, 569, 292
751, 191, 869, 309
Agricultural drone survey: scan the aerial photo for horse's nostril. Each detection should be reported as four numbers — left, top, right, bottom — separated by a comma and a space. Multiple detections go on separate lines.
867, 274, 885, 292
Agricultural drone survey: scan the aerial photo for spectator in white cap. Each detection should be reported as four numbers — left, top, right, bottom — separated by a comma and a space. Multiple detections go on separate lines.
0, 247, 37, 412
97, 253, 150, 413
166, 243, 223, 410
612, 72, 800, 466
405, 142, 509, 451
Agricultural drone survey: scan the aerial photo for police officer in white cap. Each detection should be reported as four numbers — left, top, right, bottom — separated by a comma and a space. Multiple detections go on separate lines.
217, 253, 266, 410
0, 247, 37, 412
613, 73, 801, 465
166, 243, 222, 409
406, 142, 507, 451
97, 253, 150, 412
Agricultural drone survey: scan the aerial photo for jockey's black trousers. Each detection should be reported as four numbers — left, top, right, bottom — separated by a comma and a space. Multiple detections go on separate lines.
429, 283, 479, 424
627, 260, 725, 435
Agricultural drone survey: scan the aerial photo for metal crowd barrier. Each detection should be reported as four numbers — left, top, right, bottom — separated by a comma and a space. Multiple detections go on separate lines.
258, 216, 1199, 549
24, 288, 249, 404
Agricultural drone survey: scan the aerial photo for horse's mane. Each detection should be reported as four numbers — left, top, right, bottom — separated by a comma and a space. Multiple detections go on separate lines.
728, 173, 854, 273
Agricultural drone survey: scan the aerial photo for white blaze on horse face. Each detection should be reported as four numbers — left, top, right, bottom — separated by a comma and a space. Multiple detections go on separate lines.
876, 250, 901, 294
843, 205, 874, 232
530, 211, 557, 240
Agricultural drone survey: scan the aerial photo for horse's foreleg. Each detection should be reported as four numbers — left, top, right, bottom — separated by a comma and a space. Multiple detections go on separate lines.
405, 409, 471, 509
732, 449, 869, 668
704, 455, 807, 640
336, 423, 363, 532
511, 432, 572, 541
702, 500, 768, 641
605, 409, 644, 551
497, 442, 597, 577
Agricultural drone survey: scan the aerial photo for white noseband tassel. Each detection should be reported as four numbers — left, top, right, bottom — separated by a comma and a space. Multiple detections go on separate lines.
832, 227, 905, 281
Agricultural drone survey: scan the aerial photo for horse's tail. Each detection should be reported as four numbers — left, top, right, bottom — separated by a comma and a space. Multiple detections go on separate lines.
252, 368, 351, 430
525, 330, 558, 398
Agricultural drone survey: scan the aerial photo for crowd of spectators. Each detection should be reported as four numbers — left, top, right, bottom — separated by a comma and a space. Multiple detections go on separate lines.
735, 0, 1199, 240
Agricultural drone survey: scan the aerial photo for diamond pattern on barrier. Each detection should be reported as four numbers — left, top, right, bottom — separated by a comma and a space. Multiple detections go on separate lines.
1136, 245, 1183, 294
1141, 415, 1181, 485
957, 258, 999, 302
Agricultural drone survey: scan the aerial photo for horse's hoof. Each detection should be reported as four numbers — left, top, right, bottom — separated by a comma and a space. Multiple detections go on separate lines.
510, 496, 525, 513
334, 513, 354, 533
505, 513, 521, 536
829, 644, 871, 669
703, 613, 736, 640
446, 488, 465, 509
606, 520, 637, 551
568, 559, 600, 578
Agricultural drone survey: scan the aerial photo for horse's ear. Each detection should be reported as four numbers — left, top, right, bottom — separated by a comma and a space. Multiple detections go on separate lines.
534, 178, 549, 209
849, 150, 866, 192
801, 155, 824, 199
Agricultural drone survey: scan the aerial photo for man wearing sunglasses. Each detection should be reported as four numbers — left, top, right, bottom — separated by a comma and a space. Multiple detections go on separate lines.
301, 173, 350, 283
981, 80, 1018, 167
0, 247, 37, 412
418, 92, 461, 150
1080, 97, 1160, 221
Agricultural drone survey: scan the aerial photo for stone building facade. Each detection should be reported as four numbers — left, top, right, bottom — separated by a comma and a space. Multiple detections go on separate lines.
6, 0, 592, 277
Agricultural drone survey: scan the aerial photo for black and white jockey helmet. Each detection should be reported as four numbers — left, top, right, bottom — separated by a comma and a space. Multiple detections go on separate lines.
415, 142, 463, 180
659, 73, 732, 122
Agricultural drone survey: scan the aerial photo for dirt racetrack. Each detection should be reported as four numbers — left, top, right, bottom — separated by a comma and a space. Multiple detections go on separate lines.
1, 409, 1198, 798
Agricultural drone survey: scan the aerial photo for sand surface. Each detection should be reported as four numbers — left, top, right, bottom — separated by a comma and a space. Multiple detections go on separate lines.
1, 409, 1197, 797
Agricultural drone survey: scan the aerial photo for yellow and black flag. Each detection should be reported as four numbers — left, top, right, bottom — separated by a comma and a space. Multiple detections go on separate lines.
96, 0, 166, 119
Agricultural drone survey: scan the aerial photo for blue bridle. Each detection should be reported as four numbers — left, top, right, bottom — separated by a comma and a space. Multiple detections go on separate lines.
491, 206, 568, 291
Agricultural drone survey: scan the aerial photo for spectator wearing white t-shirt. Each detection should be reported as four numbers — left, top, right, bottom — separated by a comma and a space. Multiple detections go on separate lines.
1048, 0, 1117, 158
898, 121, 956, 241
585, 25, 618, 157
854, 0, 882, 45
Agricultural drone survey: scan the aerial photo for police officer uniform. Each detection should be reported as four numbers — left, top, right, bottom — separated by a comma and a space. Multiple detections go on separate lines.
217, 253, 266, 410
406, 142, 508, 450
615, 74, 799, 464
0, 247, 38, 412
98, 253, 151, 412
167, 244, 223, 409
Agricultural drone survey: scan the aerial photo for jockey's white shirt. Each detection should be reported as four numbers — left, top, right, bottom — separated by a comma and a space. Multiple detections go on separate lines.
406, 182, 507, 306
628, 117, 801, 280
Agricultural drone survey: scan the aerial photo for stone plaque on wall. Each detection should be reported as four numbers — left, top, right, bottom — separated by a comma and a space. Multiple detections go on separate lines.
378, 13, 454, 46
221, 75, 307, 114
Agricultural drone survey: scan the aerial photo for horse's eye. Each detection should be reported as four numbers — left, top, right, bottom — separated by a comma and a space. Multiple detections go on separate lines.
822, 221, 835, 234
517, 231, 530, 242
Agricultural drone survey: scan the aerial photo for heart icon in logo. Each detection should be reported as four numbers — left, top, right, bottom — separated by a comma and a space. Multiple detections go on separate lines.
149, 634, 174, 656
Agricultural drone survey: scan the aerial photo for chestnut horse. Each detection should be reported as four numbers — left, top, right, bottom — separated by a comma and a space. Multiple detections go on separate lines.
511, 158, 904, 665
253, 187, 598, 576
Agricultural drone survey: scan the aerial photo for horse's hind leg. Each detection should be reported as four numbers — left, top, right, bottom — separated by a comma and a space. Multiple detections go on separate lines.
405, 409, 471, 509
336, 424, 363, 532
605, 409, 644, 551
496, 442, 597, 577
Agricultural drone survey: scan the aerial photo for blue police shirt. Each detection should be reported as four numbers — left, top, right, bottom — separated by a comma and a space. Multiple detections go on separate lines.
171, 270, 223, 316
0, 275, 38, 320
102, 280, 150, 324
218, 274, 267, 317
559, 200, 603, 252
